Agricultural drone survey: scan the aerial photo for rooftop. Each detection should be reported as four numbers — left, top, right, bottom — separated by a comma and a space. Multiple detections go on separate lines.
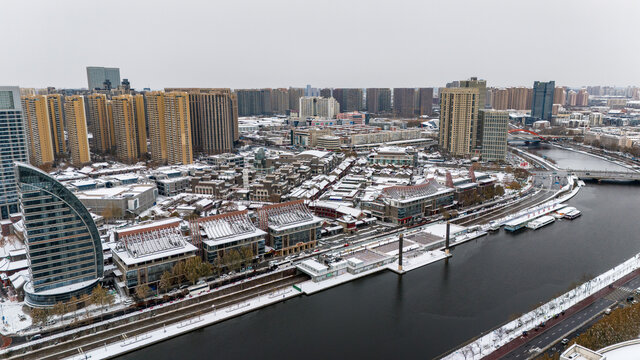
111, 219, 196, 265
199, 211, 266, 247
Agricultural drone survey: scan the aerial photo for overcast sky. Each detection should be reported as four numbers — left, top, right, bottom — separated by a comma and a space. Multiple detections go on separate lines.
2, 0, 639, 90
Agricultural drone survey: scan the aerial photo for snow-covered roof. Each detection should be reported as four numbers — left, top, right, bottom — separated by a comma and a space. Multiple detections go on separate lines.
299, 150, 329, 158
199, 211, 266, 247
111, 218, 196, 265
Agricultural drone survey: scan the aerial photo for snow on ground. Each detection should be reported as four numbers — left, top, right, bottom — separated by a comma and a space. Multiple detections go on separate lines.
64, 287, 302, 360
1, 301, 32, 334
387, 250, 449, 274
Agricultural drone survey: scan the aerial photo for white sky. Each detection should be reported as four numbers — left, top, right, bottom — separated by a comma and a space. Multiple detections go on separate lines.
2, 0, 639, 90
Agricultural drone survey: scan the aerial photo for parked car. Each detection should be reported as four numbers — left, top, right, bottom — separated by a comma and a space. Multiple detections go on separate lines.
561, 338, 570, 345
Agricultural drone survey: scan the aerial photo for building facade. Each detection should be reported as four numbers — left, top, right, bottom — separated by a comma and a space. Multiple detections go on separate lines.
17, 162, 103, 306
366, 88, 392, 113
393, 88, 416, 117
21, 95, 55, 167
439, 87, 479, 156
111, 218, 197, 295
112, 95, 139, 163
87, 93, 113, 154
0, 87, 29, 219
257, 200, 323, 256
47, 94, 66, 156
299, 97, 340, 119
86, 66, 121, 91
196, 211, 266, 265
531, 81, 555, 120
166, 88, 238, 155
479, 109, 509, 162
64, 96, 92, 167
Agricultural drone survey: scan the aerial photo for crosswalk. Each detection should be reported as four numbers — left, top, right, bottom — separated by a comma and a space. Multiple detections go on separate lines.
603, 286, 635, 302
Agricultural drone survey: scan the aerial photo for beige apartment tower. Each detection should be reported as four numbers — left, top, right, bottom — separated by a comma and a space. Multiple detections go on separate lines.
146, 92, 168, 164
165, 88, 238, 155
146, 91, 193, 165
111, 95, 139, 163
47, 94, 66, 155
492, 89, 509, 110
165, 92, 193, 164
87, 94, 113, 154
64, 96, 91, 167
21, 95, 55, 167
133, 94, 148, 156
439, 88, 479, 157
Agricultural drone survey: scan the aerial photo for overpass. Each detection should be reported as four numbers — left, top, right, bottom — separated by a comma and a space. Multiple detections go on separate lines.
572, 170, 640, 181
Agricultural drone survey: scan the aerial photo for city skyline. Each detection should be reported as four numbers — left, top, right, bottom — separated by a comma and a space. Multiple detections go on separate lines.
2, 0, 639, 89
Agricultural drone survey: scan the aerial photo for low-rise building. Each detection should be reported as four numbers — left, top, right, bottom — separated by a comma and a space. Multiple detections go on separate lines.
363, 180, 454, 224
367, 146, 417, 166
195, 211, 266, 265
76, 184, 158, 217
257, 200, 323, 256
110, 218, 197, 295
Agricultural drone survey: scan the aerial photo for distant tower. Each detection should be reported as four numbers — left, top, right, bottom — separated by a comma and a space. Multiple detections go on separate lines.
531, 81, 555, 120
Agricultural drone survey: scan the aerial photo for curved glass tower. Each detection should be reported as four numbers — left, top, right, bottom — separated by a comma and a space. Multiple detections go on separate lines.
16, 163, 103, 307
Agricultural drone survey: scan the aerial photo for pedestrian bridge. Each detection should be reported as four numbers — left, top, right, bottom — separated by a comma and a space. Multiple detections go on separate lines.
572, 170, 640, 181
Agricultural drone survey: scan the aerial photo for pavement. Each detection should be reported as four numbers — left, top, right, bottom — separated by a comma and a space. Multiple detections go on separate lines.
485, 270, 640, 360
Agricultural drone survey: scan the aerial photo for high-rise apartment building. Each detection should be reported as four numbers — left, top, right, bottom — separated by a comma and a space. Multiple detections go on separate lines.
554, 87, 566, 105
271, 88, 289, 114
366, 88, 392, 113
289, 88, 304, 113
479, 110, 509, 162
133, 94, 147, 156
165, 92, 193, 165
531, 81, 555, 120
87, 94, 113, 154
0, 87, 29, 219
166, 88, 238, 155
146, 92, 168, 164
111, 95, 139, 163
576, 89, 589, 107
64, 95, 91, 167
459, 78, 486, 149
567, 90, 577, 107
86, 66, 121, 91
332, 88, 363, 112
491, 88, 509, 110
21, 95, 55, 167
418, 88, 434, 116
438, 88, 479, 157
299, 97, 340, 118
459, 77, 487, 111
393, 88, 416, 117
17, 162, 103, 306
507, 87, 532, 110
47, 94, 66, 156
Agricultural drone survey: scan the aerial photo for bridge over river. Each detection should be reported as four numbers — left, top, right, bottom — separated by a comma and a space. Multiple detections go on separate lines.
572, 170, 640, 181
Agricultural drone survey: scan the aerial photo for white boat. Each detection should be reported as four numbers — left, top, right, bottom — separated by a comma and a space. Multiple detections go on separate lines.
564, 208, 581, 220
526, 215, 555, 230
488, 222, 500, 231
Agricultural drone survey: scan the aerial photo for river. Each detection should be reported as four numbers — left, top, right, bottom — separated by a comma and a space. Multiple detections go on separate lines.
117, 146, 640, 360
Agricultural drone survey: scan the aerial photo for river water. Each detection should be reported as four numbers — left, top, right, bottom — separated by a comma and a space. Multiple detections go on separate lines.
118, 146, 640, 360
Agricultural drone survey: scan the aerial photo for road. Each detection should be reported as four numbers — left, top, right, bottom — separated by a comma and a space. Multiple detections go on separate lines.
491, 273, 640, 360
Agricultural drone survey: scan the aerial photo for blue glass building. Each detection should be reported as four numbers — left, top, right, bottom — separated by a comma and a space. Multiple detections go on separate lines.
0, 86, 29, 220
531, 81, 555, 121
17, 162, 103, 307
